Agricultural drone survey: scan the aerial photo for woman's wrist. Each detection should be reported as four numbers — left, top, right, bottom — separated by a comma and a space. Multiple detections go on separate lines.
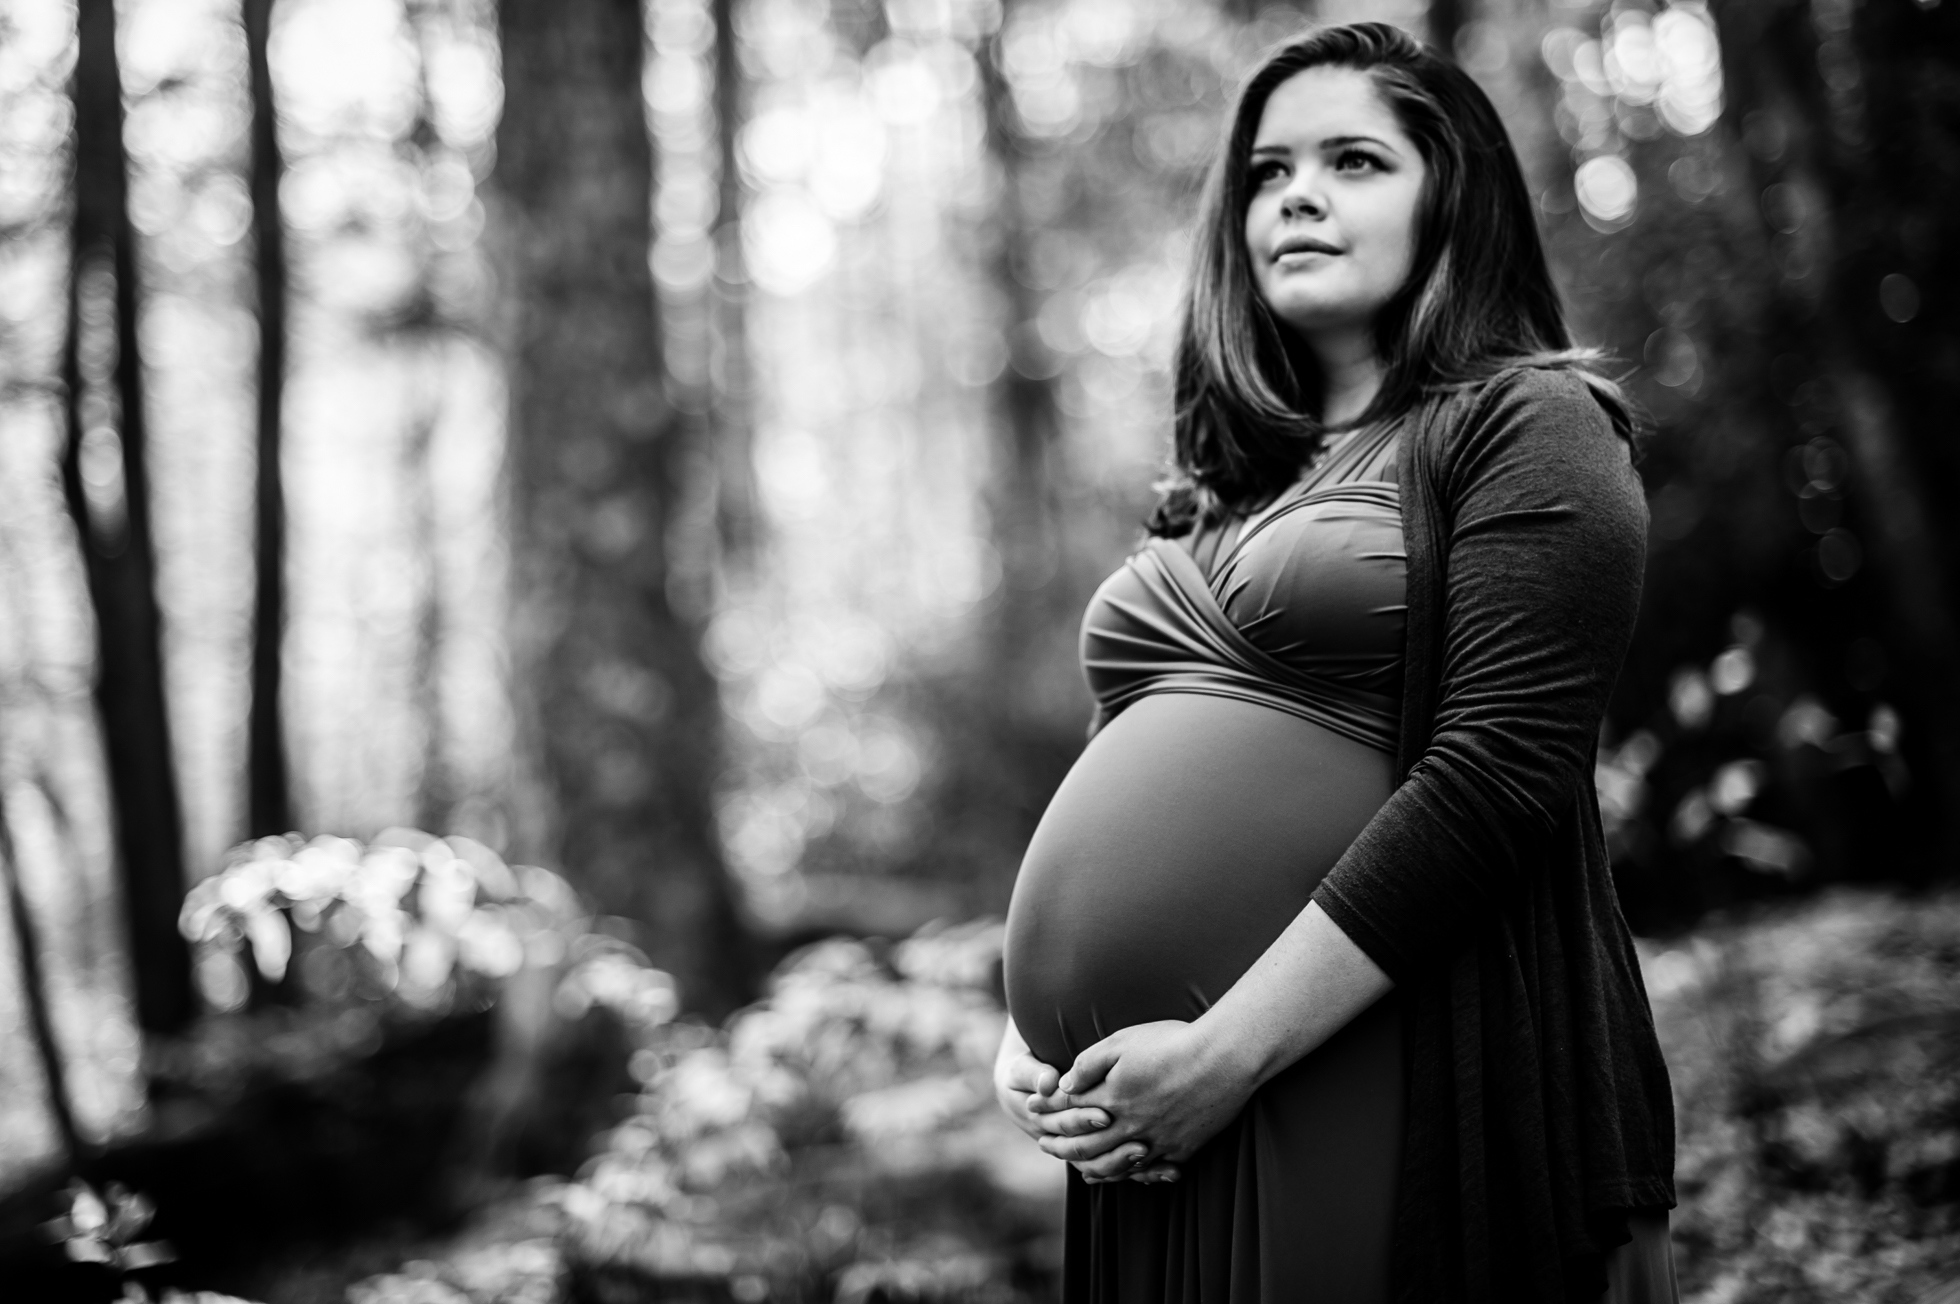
1192, 902, 1395, 1096
1190, 1005, 1275, 1098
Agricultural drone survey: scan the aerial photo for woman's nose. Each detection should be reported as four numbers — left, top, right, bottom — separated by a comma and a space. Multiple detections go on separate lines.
1280, 177, 1327, 220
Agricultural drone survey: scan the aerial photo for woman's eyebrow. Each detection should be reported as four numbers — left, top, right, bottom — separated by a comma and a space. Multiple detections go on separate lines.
1318, 134, 1399, 154
1249, 143, 1291, 157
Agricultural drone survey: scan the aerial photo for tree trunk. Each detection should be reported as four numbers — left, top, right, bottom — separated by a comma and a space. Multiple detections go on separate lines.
0, 787, 81, 1161
947, 11, 1088, 907
243, 0, 292, 839
60, 0, 194, 1034
709, 0, 758, 572
1428, 0, 1464, 61
976, 15, 1063, 653
407, 380, 450, 834
402, 3, 455, 835
491, 0, 750, 1015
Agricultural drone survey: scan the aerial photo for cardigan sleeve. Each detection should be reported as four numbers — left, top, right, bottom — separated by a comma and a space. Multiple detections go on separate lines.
1312, 369, 1648, 985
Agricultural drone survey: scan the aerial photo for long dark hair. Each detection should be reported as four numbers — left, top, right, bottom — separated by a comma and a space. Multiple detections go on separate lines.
1150, 21, 1628, 536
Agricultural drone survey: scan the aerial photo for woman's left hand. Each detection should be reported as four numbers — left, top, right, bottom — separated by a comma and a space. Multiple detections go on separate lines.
1029, 1019, 1256, 1182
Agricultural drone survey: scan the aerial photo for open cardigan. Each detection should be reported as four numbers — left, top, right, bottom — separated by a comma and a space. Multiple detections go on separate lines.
1310, 365, 1676, 1302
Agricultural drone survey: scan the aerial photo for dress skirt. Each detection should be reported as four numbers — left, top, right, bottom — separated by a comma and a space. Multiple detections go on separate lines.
1061, 995, 1404, 1303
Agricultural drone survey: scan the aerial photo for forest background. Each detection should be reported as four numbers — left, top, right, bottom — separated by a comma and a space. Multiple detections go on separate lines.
0, 0, 1957, 1298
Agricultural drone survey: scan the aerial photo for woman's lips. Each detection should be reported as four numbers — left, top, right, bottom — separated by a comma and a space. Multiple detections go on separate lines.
1274, 238, 1341, 260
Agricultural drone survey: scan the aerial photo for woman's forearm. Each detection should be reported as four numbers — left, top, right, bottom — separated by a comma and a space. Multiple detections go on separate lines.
1194, 900, 1394, 1092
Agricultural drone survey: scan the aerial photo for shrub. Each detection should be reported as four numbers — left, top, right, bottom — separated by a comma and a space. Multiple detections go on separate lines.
1647, 890, 1960, 1302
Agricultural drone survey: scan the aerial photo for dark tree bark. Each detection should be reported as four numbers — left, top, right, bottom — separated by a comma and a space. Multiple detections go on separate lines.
59, 0, 193, 1033
491, 0, 750, 1015
243, 0, 292, 839
976, 17, 1063, 646
709, 0, 758, 571
402, 5, 453, 834
934, 13, 1089, 906
404, 374, 449, 833
1709, 0, 1960, 870
1428, 0, 1465, 60
0, 787, 81, 1160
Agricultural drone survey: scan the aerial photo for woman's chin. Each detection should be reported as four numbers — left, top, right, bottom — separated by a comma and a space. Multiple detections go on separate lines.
1265, 300, 1376, 340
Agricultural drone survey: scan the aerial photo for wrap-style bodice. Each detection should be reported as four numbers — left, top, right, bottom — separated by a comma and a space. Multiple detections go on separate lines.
1006, 419, 1412, 1298
1081, 420, 1406, 751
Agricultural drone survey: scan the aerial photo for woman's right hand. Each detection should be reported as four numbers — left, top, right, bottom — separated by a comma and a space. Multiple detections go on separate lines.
994, 1018, 1182, 1185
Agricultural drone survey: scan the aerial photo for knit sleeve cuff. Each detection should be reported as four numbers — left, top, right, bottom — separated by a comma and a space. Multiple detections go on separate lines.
1312, 875, 1422, 988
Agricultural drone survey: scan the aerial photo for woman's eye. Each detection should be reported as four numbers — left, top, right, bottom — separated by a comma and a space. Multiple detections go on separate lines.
1334, 149, 1383, 173
1250, 160, 1287, 186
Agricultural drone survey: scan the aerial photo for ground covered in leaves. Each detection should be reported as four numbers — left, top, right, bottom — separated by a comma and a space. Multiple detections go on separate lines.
338, 891, 1960, 1304
1651, 890, 1960, 1303
27, 860, 1960, 1302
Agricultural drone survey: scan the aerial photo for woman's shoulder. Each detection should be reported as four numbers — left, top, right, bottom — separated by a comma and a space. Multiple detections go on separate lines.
1445, 363, 1621, 437
1420, 362, 1631, 473
1411, 363, 1644, 536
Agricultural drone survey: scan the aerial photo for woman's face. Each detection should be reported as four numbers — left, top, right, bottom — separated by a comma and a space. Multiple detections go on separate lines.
1243, 66, 1428, 343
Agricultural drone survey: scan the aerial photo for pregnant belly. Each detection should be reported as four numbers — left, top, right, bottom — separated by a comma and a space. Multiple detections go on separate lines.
1003, 691, 1394, 1070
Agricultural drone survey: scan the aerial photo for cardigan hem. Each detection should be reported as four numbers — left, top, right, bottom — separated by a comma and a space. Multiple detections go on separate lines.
1313, 877, 1422, 986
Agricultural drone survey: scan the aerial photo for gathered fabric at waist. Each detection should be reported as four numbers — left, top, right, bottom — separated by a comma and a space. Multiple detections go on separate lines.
1081, 537, 1399, 755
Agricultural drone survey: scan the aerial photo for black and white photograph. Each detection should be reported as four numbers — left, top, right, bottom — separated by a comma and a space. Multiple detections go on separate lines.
0, 0, 1955, 1299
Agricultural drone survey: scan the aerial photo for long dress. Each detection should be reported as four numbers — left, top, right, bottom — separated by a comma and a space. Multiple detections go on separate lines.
1001, 419, 1678, 1302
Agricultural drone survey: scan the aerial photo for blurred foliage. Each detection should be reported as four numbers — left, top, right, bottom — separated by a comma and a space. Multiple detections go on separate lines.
327, 898, 1960, 1304
1524, 0, 1960, 926
344, 918, 1058, 1303
1595, 608, 1909, 933
556, 917, 1052, 1299
0, 829, 665, 1300
47, 1179, 177, 1274
35, 1179, 264, 1302
154, 828, 673, 1142
177, 830, 621, 1020
1648, 891, 1960, 1301
347, 1238, 562, 1304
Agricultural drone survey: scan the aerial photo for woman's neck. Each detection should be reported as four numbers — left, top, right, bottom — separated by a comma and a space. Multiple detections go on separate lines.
1308, 326, 1383, 428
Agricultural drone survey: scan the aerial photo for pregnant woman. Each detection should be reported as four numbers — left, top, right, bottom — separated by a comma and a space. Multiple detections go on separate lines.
994, 24, 1677, 1303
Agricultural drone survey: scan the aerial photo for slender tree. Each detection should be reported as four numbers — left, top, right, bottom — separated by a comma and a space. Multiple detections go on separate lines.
243, 0, 292, 839
491, 0, 750, 1014
709, 0, 758, 571
404, 373, 449, 833
975, 11, 1064, 650
930, 9, 1089, 904
59, 0, 193, 1033
0, 786, 81, 1160
1428, 0, 1465, 60
402, 0, 455, 834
